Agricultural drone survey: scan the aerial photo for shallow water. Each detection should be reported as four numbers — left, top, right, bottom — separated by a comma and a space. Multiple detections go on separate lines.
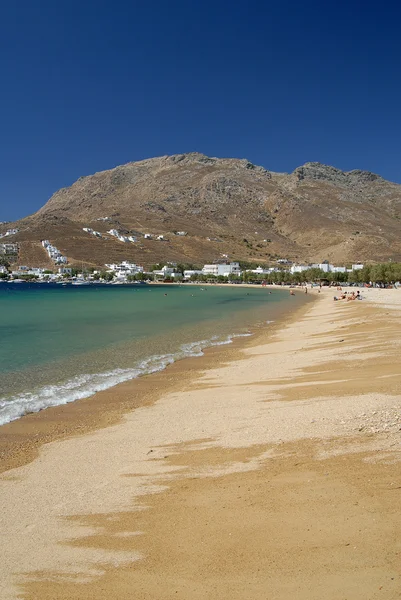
0, 283, 306, 425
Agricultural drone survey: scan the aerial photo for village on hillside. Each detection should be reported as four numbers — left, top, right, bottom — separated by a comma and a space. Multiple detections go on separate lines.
1, 238, 400, 286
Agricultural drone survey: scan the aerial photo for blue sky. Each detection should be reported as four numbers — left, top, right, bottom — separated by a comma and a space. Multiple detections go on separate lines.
1, 0, 400, 221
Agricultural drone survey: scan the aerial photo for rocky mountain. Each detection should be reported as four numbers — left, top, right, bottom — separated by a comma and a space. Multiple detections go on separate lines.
3, 153, 401, 268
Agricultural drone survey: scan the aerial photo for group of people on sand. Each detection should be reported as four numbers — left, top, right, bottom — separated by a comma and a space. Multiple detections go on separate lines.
333, 288, 361, 301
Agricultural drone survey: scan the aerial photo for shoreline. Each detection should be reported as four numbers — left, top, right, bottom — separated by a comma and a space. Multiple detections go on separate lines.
1, 287, 400, 599
0, 287, 313, 475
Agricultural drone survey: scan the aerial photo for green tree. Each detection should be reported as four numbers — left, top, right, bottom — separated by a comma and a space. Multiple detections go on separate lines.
0, 257, 10, 268
100, 271, 114, 281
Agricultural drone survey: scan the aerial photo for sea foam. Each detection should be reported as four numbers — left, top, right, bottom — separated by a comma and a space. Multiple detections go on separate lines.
0, 333, 251, 426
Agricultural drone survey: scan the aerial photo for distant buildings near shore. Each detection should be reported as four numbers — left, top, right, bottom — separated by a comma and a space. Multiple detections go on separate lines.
1, 259, 369, 284
290, 262, 363, 274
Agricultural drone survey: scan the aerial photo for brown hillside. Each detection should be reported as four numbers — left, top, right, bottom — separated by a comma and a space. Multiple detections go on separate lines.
2, 153, 401, 268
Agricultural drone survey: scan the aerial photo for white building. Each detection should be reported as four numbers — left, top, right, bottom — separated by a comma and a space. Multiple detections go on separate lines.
0, 243, 18, 255
290, 265, 310, 274
105, 261, 144, 279
106, 229, 134, 243
247, 266, 281, 275
0, 228, 19, 238
144, 234, 152, 239
0, 265, 8, 274
83, 228, 102, 238
183, 270, 203, 280
290, 263, 363, 275
41, 240, 67, 264
311, 263, 333, 273
202, 262, 241, 277
11, 267, 45, 277
152, 265, 178, 278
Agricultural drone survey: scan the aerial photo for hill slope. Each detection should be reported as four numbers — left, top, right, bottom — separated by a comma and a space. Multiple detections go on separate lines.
3, 153, 401, 268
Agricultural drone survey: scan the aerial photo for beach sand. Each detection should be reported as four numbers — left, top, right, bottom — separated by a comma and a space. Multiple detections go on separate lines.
0, 287, 400, 599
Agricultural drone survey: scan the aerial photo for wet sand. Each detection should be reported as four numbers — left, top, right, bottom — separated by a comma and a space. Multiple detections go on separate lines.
0, 287, 400, 599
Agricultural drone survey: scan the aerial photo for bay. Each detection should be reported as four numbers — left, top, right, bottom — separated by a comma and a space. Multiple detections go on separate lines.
0, 283, 306, 425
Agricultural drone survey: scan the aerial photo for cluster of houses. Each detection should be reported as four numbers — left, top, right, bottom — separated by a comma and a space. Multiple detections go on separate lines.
0, 242, 18, 257
83, 227, 172, 244
290, 262, 363, 274
104, 261, 143, 279
107, 229, 137, 243
1, 257, 367, 284
83, 227, 103, 239
41, 240, 68, 264
144, 233, 166, 240
83, 226, 137, 243
0, 228, 19, 239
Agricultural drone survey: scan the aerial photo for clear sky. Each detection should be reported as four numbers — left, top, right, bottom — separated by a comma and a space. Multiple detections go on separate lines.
1, 0, 400, 221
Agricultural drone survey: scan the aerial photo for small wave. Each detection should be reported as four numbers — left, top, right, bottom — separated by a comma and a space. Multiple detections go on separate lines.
0, 332, 252, 426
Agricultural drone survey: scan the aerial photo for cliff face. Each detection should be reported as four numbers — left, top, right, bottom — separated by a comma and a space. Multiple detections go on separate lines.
3, 153, 401, 267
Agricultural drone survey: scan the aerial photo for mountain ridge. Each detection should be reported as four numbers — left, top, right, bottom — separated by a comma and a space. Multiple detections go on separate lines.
2, 153, 401, 268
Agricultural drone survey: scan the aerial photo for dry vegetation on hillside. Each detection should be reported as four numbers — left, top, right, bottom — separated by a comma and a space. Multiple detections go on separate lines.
3, 153, 401, 268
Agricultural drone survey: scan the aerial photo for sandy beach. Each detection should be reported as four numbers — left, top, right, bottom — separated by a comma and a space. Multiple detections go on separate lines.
0, 287, 400, 599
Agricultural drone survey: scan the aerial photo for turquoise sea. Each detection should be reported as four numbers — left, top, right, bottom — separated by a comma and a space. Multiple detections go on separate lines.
0, 283, 307, 425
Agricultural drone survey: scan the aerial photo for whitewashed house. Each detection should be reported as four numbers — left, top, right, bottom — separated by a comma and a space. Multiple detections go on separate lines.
290, 265, 310, 274
105, 261, 144, 280
152, 265, 181, 279
0, 243, 18, 255
250, 266, 271, 275
0, 228, 19, 238
202, 262, 241, 277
